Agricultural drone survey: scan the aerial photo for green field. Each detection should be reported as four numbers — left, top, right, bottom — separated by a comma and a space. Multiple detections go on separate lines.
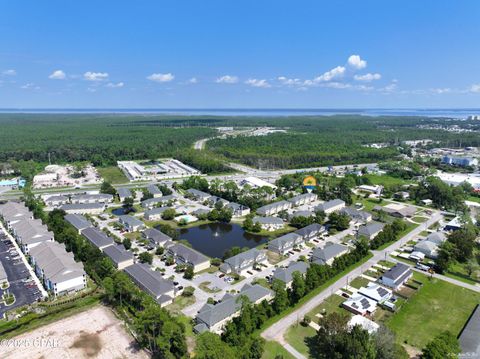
386, 272, 480, 349
285, 324, 317, 357
364, 174, 413, 187
97, 166, 129, 184
262, 341, 295, 359
307, 294, 349, 320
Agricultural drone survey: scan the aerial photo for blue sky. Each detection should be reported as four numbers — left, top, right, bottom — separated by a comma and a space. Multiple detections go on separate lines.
1, 0, 480, 108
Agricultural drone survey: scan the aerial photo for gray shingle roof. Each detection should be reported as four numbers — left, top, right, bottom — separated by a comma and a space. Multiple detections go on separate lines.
167, 243, 209, 266
268, 233, 302, 252
64, 214, 91, 231
103, 244, 134, 265
117, 187, 132, 198
60, 203, 105, 211
196, 284, 273, 328
253, 216, 284, 225
312, 243, 348, 263
143, 228, 172, 245
147, 184, 162, 195
382, 263, 411, 283
124, 263, 175, 302
294, 223, 325, 239
358, 221, 385, 238
81, 227, 114, 249
119, 215, 144, 228
315, 199, 345, 212
459, 305, 480, 358
272, 261, 309, 284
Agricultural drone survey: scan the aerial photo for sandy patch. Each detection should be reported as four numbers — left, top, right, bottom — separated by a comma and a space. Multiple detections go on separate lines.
0, 305, 149, 359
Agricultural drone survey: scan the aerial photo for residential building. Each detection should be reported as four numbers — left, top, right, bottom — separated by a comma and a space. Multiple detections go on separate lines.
271, 261, 309, 287
340, 207, 372, 223
315, 199, 345, 214
348, 315, 379, 334
60, 203, 105, 215
147, 184, 163, 198
256, 200, 292, 216
117, 187, 132, 202
103, 244, 135, 269
141, 195, 177, 209
70, 193, 113, 204
425, 232, 446, 245
194, 284, 274, 334
10, 219, 54, 253
186, 188, 211, 202
64, 214, 91, 234
252, 216, 284, 231
143, 228, 172, 247
311, 242, 348, 265
380, 263, 412, 289
287, 193, 317, 207
220, 248, 267, 275
294, 223, 326, 241
268, 233, 303, 255
289, 210, 315, 220
166, 243, 210, 273
144, 207, 170, 221
394, 191, 410, 200
444, 217, 463, 231
358, 184, 383, 195
206, 195, 230, 208
342, 294, 377, 315
29, 241, 86, 296
81, 227, 114, 251
44, 195, 69, 207
118, 215, 145, 232
124, 263, 176, 307
225, 202, 250, 217
0, 202, 33, 229
357, 282, 392, 303
413, 240, 439, 258
358, 221, 385, 240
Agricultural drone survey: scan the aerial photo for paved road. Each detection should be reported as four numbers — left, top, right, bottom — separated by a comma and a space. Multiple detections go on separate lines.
261, 211, 442, 358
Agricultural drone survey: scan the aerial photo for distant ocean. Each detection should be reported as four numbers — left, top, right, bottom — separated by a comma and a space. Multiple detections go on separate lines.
0, 108, 479, 118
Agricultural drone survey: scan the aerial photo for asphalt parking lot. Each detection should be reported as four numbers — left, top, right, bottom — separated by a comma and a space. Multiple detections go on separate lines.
0, 231, 41, 316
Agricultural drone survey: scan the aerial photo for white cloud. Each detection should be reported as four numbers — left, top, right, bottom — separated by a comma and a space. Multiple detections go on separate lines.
106, 82, 124, 88
347, 55, 367, 70
188, 77, 198, 84
379, 82, 397, 93
84, 71, 109, 81
245, 78, 271, 88
49, 70, 66, 80
430, 88, 451, 94
307, 66, 346, 85
354, 73, 381, 82
277, 76, 302, 86
216, 75, 239, 84
147, 73, 175, 83
21, 83, 40, 90
470, 84, 480, 93
2, 69, 16, 76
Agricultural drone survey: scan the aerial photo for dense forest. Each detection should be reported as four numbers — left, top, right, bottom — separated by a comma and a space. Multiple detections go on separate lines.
1, 113, 479, 171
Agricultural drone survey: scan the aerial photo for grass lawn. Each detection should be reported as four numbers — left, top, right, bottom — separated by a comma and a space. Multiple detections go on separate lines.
199, 281, 221, 293
377, 260, 395, 268
265, 250, 286, 265
364, 174, 413, 187
355, 196, 382, 212
444, 260, 480, 286
252, 277, 271, 289
97, 166, 129, 184
467, 195, 480, 204
349, 276, 371, 289
262, 341, 295, 359
251, 225, 297, 239
307, 294, 349, 320
166, 295, 196, 315
285, 324, 317, 357
386, 272, 480, 350
412, 216, 427, 223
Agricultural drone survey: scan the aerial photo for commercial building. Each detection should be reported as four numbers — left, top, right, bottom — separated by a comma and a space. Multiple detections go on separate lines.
239, 176, 277, 190
441, 156, 478, 167
374, 203, 416, 218
220, 248, 267, 275
194, 284, 274, 334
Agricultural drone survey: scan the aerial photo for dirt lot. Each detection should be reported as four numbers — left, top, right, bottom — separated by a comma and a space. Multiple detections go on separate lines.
0, 305, 149, 359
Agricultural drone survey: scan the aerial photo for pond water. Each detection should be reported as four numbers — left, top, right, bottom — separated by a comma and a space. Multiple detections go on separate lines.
112, 207, 136, 216
173, 222, 269, 258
